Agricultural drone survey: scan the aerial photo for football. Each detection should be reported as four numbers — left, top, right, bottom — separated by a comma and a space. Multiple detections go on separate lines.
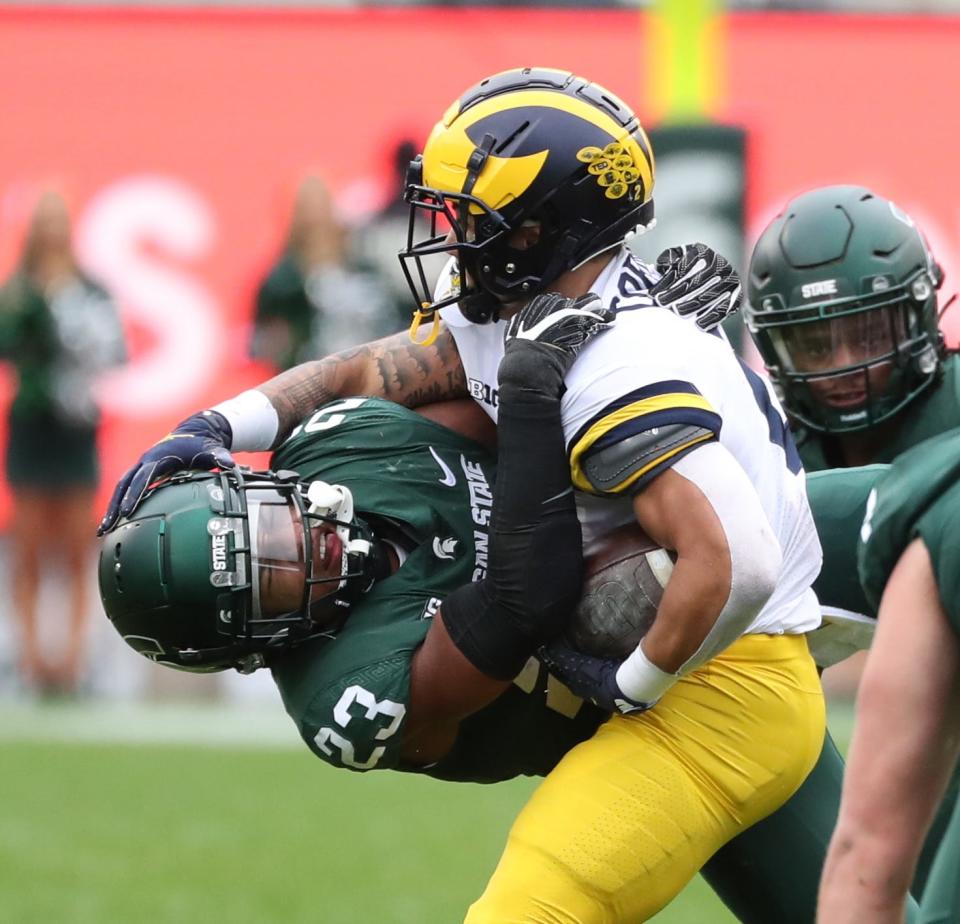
566, 522, 676, 659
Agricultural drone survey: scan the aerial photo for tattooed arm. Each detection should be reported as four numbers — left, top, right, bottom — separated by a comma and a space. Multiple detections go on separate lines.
97, 325, 468, 532
259, 325, 467, 446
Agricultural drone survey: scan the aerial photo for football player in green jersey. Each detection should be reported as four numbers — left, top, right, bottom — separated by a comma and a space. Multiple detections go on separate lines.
818, 428, 960, 924
741, 184, 958, 906
100, 292, 611, 782
746, 184, 954, 473
100, 398, 608, 779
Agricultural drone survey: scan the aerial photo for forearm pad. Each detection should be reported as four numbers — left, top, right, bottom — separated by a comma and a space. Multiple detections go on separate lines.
441, 380, 584, 679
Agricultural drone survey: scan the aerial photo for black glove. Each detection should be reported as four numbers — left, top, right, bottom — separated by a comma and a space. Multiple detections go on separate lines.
537, 640, 657, 715
500, 292, 615, 394
651, 243, 742, 332
97, 410, 235, 535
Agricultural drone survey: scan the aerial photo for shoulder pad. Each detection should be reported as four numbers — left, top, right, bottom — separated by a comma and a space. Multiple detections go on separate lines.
577, 422, 716, 495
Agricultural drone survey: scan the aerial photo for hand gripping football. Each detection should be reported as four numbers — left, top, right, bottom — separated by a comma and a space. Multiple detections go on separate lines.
567, 523, 676, 659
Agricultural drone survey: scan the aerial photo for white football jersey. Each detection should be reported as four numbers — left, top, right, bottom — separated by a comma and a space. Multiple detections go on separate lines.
438, 248, 823, 637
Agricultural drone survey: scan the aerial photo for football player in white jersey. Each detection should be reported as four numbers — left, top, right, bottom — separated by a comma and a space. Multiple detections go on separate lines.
101, 69, 827, 922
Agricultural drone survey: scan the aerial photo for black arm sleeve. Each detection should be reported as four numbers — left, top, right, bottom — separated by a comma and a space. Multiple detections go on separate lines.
441, 346, 585, 680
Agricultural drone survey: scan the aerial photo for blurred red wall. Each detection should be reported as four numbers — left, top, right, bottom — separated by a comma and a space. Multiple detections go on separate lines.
0, 7, 955, 525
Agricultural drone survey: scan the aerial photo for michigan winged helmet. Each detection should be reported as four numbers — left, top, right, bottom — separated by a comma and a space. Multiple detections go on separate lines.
400, 67, 656, 334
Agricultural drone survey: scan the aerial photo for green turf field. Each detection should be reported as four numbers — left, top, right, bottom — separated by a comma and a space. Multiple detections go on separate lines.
0, 701, 854, 923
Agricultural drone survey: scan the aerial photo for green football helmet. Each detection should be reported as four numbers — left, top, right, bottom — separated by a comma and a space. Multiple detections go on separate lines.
746, 185, 944, 433
98, 469, 377, 674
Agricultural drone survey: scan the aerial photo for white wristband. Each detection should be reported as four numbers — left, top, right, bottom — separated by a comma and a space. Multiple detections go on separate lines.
615, 643, 678, 705
210, 389, 279, 452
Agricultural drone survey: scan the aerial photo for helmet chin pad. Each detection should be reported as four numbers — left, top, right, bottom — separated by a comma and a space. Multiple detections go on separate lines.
459, 288, 501, 324
306, 481, 371, 559
307, 480, 354, 522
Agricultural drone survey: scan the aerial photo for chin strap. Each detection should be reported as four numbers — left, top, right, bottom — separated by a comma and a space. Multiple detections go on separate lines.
409, 304, 441, 345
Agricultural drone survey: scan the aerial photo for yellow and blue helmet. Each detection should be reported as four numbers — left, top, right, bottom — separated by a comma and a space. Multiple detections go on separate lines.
400, 67, 655, 329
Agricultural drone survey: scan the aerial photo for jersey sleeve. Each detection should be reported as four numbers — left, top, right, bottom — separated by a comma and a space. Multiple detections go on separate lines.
913, 482, 960, 634
858, 429, 960, 632
566, 379, 721, 495
299, 656, 411, 772
807, 466, 887, 617
272, 642, 413, 773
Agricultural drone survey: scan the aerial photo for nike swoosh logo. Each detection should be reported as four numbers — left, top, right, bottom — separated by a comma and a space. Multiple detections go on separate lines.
428, 447, 457, 487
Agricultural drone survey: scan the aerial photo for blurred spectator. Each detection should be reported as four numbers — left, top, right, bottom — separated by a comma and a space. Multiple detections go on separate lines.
251, 172, 397, 371
0, 189, 126, 695
349, 138, 429, 329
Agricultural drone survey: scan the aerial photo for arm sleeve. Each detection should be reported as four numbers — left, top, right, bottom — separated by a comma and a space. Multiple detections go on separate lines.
441, 362, 585, 681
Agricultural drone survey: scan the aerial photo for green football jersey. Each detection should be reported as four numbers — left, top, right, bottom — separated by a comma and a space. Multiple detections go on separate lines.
858, 427, 960, 634
807, 465, 887, 618
269, 397, 605, 781
798, 355, 960, 473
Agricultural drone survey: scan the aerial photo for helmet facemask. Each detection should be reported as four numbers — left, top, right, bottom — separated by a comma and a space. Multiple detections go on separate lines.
400, 155, 510, 326
239, 473, 375, 660
398, 69, 656, 334
101, 469, 376, 675
751, 271, 942, 432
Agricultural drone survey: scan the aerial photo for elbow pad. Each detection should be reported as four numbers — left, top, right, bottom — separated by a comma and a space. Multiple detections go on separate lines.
672, 442, 782, 673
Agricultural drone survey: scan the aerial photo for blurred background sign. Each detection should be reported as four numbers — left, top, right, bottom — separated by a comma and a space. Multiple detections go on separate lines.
1, 5, 956, 921
0, 7, 957, 527
629, 124, 747, 348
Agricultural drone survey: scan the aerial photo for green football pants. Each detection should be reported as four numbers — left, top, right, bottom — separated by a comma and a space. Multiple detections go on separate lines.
702, 732, 920, 924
